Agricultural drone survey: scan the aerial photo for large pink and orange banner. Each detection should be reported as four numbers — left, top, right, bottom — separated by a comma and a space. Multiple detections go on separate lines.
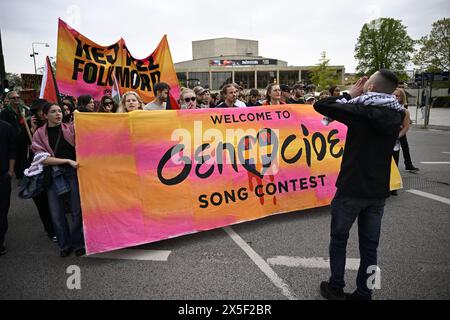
75, 105, 402, 255
56, 19, 180, 103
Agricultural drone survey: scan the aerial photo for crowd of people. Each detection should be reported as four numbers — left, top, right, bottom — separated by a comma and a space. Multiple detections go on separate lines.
0, 74, 420, 299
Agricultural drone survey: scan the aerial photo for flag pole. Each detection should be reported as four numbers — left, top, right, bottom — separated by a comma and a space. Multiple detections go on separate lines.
47, 56, 62, 106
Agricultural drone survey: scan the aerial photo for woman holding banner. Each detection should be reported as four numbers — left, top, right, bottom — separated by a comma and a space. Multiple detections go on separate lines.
99, 95, 118, 113
180, 89, 197, 109
119, 91, 144, 112
262, 84, 285, 106
31, 102, 85, 257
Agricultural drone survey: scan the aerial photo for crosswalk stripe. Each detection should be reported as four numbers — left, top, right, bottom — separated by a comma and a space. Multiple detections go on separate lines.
420, 162, 450, 164
407, 189, 450, 205
267, 256, 360, 270
223, 227, 298, 300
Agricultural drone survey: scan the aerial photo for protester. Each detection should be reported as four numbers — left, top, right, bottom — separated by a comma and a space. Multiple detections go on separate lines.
77, 95, 95, 112
0, 120, 16, 256
215, 84, 240, 108
65, 96, 77, 110
180, 89, 197, 109
30, 102, 85, 257
119, 91, 144, 112
209, 92, 219, 108
393, 87, 419, 172
60, 102, 72, 123
247, 89, 262, 107
99, 95, 118, 113
233, 84, 247, 108
193, 86, 211, 108
288, 84, 305, 104
304, 94, 316, 105
390, 89, 410, 196
319, 90, 330, 100
28, 99, 57, 241
0, 91, 30, 179
144, 82, 170, 110
280, 84, 292, 104
314, 69, 404, 300
1, 95, 11, 112
61, 97, 76, 123
262, 84, 285, 106
306, 84, 316, 94
329, 86, 341, 97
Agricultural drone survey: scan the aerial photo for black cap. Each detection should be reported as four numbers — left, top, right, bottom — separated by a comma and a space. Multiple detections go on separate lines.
280, 84, 291, 92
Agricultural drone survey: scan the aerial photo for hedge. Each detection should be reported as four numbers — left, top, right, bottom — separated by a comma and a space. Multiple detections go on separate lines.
432, 96, 450, 108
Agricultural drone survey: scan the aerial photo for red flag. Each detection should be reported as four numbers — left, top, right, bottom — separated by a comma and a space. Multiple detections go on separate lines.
39, 56, 60, 104
166, 91, 180, 110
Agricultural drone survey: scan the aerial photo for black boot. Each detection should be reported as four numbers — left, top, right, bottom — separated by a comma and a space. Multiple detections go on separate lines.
405, 164, 419, 172
320, 281, 345, 300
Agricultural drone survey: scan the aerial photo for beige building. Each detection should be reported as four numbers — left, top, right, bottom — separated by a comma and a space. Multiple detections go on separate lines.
174, 38, 345, 91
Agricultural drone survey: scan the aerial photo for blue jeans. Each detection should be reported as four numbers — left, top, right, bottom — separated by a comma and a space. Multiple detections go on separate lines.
329, 190, 385, 297
46, 167, 84, 251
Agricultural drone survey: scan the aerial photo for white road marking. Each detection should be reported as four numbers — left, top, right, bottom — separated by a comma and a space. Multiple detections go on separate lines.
267, 256, 360, 270
420, 162, 450, 164
87, 249, 172, 261
223, 226, 298, 300
407, 189, 450, 205
442, 152, 450, 155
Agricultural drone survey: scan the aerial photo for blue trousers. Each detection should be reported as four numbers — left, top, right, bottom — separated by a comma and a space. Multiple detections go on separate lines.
46, 167, 84, 251
329, 190, 385, 297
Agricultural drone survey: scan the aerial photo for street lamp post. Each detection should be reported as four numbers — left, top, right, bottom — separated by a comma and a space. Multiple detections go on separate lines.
30, 42, 49, 89
30, 42, 50, 75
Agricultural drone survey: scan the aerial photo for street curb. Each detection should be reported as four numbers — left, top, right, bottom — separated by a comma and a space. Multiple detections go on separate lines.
415, 125, 450, 131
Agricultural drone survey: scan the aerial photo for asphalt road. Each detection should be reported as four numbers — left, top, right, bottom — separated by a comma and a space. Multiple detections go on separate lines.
0, 126, 449, 301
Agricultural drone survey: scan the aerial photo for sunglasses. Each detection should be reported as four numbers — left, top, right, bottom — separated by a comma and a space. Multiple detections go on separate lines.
184, 97, 196, 103
10, 96, 21, 99
104, 101, 113, 105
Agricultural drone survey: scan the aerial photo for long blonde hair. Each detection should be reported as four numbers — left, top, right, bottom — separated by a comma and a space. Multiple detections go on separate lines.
393, 88, 407, 106
119, 91, 143, 112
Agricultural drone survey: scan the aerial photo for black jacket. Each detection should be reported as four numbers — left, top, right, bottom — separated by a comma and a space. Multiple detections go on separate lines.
313, 94, 404, 199
0, 120, 16, 176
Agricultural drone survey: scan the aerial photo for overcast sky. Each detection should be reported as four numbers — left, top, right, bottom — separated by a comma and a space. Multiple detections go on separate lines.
1, 0, 449, 75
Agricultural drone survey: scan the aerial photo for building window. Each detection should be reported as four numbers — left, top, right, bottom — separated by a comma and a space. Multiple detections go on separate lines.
279, 71, 299, 86
234, 71, 255, 89
257, 71, 276, 89
188, 72, 210, 89
211, 72, 232, 90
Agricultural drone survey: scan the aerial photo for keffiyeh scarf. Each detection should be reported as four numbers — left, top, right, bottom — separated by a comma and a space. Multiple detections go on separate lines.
24, 152, 50, 177
322, 92, 404, 125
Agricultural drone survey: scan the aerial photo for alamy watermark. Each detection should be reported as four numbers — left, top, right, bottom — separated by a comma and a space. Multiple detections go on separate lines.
66, 265, 81, 290
367, 265, 381, 290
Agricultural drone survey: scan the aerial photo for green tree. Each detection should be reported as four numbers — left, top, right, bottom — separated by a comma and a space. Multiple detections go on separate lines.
413, 18, 450, 72
36, 56, 57, 74
310, 51, 338, 90
354, 18, 414, 75
6, 73, 23, 90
